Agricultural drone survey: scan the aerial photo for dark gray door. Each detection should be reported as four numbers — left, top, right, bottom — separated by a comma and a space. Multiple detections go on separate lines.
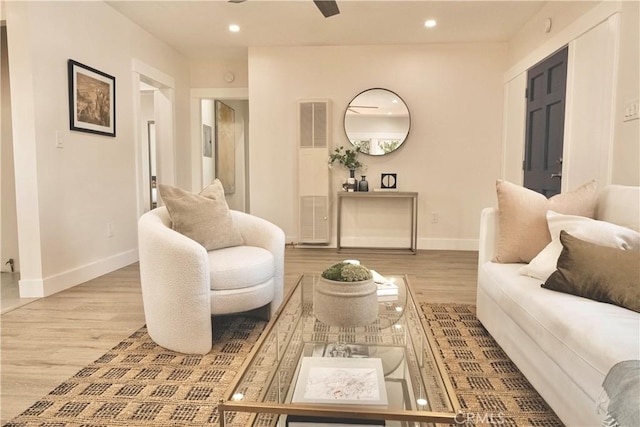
524, 46, 568, 197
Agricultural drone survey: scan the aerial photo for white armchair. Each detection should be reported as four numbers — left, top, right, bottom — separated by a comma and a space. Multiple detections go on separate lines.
138, 207, 285, 354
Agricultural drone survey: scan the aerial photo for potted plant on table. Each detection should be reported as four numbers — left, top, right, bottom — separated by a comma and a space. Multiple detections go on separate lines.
314, 262, 378, 327
328, 146, 364, 179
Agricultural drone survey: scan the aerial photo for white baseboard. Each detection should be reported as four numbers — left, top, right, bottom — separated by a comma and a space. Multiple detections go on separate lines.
292, 236, 479, 251
340, 236, 413, 249
418, 238, 479, 251
18, 249, 139, 298
18, 279, 45, 298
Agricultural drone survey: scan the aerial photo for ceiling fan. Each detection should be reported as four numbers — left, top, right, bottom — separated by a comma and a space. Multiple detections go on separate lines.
229, 0, 340, 18
312, 0, 340, 18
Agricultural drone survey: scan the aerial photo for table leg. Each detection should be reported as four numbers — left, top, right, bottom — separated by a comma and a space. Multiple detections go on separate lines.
337, 195, 343, 251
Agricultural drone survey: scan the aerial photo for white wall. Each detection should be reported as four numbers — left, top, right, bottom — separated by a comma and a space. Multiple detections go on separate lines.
612, 0, 639, 185
507, 1, 600, 67
191, 59, 248, 89
5, 1, 191, 296
248, 44, 506, 250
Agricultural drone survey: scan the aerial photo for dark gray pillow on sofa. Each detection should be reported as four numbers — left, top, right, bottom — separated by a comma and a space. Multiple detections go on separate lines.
542, 231, 640, 313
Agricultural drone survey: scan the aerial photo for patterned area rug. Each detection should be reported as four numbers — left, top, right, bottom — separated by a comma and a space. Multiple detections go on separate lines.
5, 304, 563, 426
422, 304, 563, 427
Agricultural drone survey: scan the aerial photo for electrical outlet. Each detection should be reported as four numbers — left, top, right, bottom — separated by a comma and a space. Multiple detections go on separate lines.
107, 221, 115, 238
431, 211, 439, 224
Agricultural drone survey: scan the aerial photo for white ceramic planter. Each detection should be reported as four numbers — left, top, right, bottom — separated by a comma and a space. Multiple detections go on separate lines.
314, 277, 378, 327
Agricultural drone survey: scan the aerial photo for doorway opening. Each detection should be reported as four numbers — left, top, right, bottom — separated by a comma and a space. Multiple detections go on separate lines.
139, 80, 159, 211
133, 60, 176, 217
147, 121, 157, 209
0, 24, 36, 312
200, 98, 249, 212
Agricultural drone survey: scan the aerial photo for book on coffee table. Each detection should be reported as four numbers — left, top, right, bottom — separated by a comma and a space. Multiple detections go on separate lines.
371, 270, 399, 298
292, 357, 388, 405
287, 417, 383, 426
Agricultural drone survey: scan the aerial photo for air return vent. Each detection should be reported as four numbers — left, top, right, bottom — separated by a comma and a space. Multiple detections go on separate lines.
298, 101, 330, 244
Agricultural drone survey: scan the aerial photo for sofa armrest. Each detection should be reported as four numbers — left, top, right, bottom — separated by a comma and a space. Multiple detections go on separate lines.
478, 207, 499, 266
138, 207, 212, 354
231, 210, 286, 313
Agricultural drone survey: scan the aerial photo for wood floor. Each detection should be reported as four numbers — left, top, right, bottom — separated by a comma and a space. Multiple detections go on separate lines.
0, 247, 478, 423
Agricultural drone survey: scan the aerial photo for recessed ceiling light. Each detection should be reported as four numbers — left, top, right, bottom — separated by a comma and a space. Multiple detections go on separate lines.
229, 24, 240, 33
424, 19, 437, 28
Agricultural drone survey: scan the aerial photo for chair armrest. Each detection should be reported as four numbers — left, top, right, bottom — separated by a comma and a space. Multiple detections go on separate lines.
478, 207, 499, 266
231, 210, 286, 313
138, 208, 212, 354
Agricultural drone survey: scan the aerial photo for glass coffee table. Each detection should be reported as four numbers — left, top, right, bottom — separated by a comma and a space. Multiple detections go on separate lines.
219, 274, 460, 426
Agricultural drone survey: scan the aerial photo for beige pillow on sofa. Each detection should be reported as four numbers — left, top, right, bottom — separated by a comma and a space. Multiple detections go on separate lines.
159, 181, 244, 251
494, 180, 598, 263
519, 211, 640, 280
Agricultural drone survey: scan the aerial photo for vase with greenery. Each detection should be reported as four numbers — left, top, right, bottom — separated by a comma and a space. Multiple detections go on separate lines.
315, 262, 378, 327
321, 262, 373, 282
328, 146, 364, 178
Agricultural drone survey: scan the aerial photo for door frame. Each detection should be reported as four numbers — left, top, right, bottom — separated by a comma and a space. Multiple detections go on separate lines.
132, 59, 176, 218
190, 88, 249, 208
1, 24, 20, 274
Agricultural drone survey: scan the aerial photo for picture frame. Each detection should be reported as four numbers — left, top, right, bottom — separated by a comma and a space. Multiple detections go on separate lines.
215, 100, 236, 194
68, 59, 116, 137
381, 173, 397, 189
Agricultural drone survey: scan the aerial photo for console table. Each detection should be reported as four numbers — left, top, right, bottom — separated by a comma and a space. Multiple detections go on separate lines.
336, 191, 418, 254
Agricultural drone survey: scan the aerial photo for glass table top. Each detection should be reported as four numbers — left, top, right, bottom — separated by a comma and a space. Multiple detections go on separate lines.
219, 274, 459, 426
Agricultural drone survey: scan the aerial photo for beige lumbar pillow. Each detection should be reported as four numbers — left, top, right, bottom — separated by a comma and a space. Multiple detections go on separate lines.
494, 180, 598, 263
159, 180, 244, 251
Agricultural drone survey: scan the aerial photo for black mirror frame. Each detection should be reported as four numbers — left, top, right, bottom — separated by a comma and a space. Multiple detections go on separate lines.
343, 88, 411, 156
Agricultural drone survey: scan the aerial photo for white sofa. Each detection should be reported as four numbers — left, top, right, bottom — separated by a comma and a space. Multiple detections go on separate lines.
477, 185, 640, 426
138, 207, 285, 354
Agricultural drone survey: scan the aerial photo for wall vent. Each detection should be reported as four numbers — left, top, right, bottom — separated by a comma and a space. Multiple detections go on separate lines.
298, 101, 330, 244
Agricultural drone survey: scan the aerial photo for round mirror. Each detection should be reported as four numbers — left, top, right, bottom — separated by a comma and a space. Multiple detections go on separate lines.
344, 88, 411, 156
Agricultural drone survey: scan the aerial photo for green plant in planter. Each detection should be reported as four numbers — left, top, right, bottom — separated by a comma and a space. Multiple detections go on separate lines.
321, 262, 373, 282
328, 146, 364, 171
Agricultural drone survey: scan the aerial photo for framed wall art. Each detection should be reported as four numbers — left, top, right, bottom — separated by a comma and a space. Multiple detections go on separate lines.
381, 173, 397, 189
215, 100, 236, 194
68, 59, 116, 137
